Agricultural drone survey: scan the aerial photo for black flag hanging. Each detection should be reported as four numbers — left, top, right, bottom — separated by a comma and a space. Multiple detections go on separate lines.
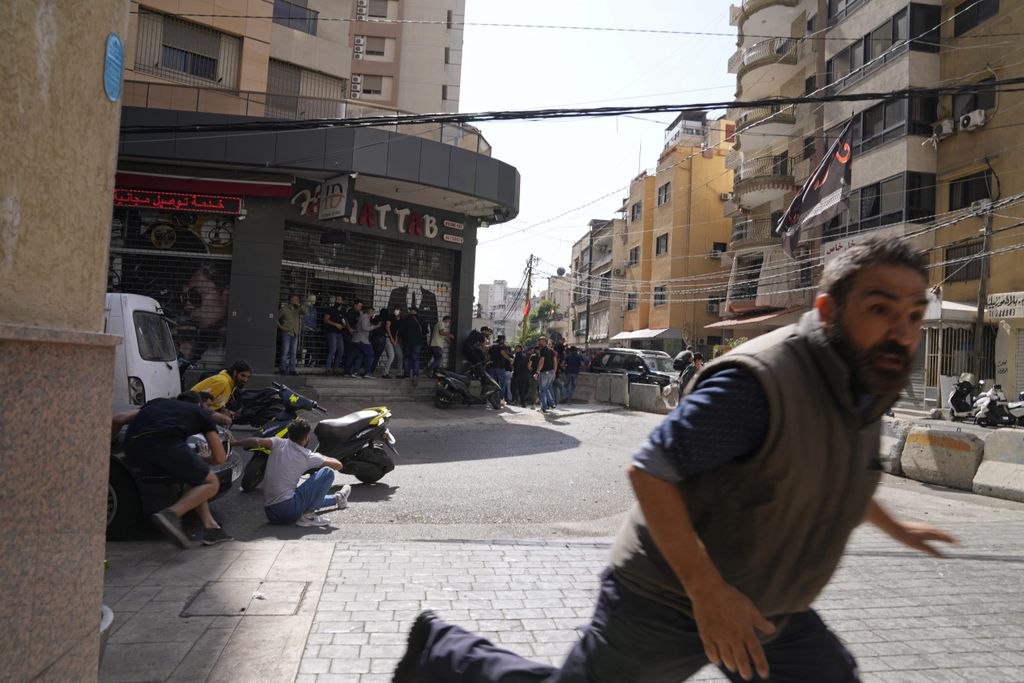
776, 119, 854, 258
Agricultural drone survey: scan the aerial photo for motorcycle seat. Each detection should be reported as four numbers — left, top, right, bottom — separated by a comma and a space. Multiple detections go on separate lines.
315, 409, 382, 442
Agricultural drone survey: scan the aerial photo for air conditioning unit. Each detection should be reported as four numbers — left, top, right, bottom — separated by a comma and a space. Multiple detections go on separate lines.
354, 36, 366, 45
706, 302, 720, 314
932, 118, 954, 140
350, 91, 361, 99
356, 7, 368, 18
960, 109, 986, 131
353, 53, 363, 60
350, 83, 362, 92
353, 45, 364, 53
612, 267, 624, 276
351, 74, 363, 84
719, 192, 733, 201
709, 250, 723, 259
356, 0, 368, 6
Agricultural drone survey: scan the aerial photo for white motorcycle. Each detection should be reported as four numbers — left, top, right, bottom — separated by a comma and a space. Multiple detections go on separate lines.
974, 384, 1017, 428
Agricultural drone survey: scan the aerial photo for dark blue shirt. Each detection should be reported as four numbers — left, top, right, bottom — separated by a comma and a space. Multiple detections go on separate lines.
564, 352, 583, 373
632, 367, 769, 483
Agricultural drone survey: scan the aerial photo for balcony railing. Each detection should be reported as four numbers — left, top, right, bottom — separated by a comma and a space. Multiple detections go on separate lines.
728, 37, 798, 74
734, 104, 797, 131
732, 0, 802, 28
122, 80, 492, 156
734, 155, 792, 184
726, 148, 742, 170
730, 218, 777, 249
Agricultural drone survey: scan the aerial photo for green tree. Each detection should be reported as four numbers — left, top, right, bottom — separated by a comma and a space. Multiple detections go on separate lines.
529, 299, 558, 327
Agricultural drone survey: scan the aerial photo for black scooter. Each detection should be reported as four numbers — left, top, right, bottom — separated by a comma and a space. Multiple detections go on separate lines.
239, 383, 397, 490
434, 363, 503, 410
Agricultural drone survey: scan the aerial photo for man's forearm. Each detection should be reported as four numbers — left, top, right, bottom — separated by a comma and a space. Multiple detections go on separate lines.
628, 465, 724, 592
864, 498, 903, 537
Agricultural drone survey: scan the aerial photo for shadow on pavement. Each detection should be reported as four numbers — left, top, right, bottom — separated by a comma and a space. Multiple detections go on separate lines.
396, 423, 581, 465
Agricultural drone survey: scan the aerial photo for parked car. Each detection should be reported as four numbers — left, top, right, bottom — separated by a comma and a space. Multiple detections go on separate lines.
588, 348, 676, 387
105, 292, 241, 539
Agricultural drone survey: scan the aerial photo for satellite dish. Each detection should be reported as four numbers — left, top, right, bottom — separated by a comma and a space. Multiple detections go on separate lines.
556, 267, 566, 276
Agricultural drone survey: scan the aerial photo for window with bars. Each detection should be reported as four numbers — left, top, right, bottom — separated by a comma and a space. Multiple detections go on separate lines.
135, 9, 240, 89
944, 241, 983, 282
362, 75, 384, 95
366, 36, 387, 57
273, 0, 318, 35
657, 182, 671, 206
653, 287, 666, 306
655, 234, 669, 255
368, 0, 389, 18
267, 60, 346, 119
949, 171, 992, 210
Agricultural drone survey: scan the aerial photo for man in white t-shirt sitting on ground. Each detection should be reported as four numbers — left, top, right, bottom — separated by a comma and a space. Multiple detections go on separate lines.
232, 418, 350, 527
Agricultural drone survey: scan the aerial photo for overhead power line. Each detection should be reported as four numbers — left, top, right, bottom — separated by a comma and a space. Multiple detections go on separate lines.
120, 79, 1024, 135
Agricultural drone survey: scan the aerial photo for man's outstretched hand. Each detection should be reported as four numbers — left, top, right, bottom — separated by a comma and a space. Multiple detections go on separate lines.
690, 579, 776, 681
889, 521, 959, 558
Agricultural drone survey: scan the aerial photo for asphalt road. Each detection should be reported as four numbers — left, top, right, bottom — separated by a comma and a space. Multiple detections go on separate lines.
199, 405, 664, 542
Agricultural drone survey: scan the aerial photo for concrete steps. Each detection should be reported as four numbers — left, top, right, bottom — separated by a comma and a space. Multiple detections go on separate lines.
305, 376, 437, 403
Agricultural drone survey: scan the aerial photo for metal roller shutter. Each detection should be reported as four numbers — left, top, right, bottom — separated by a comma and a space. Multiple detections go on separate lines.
278, 225, 455, 371
1016, 330, 1024, 396
108, 207, 235, 371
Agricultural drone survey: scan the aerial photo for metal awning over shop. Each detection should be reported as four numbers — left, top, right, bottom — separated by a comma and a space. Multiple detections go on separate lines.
609, 328, 685, 341
704, 307, 805, 329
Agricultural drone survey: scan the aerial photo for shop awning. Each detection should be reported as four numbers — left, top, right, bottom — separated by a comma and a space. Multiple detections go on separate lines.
609, 328, 685, 341
704, 307, 805, 330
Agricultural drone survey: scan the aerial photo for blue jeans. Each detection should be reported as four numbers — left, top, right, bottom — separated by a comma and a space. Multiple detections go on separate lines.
280, 333, 298, 372
488, 368, 508, 401
350, 342, 374, 375
426, 346, 444, 375
564, 372, 579, 402
326, 332, 344, 370
403, 343, 421, 376
264, 468, 336, 524
411, 568, 858, 682
538, 370, 556, 409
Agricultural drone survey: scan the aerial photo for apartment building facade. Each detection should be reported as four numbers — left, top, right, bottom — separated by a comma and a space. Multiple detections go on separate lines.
617, 115, 735, 357
111, 1, 519, 374
569, 219, 627, 348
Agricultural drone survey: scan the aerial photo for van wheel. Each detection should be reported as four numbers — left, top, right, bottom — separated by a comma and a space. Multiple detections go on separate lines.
107, 464, 145, 540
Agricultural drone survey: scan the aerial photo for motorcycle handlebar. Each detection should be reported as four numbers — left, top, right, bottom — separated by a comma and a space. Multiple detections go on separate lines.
313, 404, 328, 414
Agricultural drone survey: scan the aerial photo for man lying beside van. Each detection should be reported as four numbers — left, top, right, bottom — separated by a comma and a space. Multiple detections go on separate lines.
111, 391, 233, 548
190, 360, 252, 426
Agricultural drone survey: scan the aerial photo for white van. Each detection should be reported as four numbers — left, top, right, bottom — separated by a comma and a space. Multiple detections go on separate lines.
105, 293, 182, 411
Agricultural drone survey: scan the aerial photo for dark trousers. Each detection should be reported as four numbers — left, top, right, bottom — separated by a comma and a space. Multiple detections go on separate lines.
414, 568, 859, 682
403, 343, 422, 376
511, 371, 530, 406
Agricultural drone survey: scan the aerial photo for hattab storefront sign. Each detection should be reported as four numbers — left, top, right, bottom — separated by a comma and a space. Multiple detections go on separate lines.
988, 292, 1024, 320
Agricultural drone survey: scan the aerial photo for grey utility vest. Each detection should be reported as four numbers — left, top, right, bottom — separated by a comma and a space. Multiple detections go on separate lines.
609, 311, 899, 617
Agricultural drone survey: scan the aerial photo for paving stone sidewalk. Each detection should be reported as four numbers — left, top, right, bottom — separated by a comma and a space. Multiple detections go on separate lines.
102, 521, 1024, 683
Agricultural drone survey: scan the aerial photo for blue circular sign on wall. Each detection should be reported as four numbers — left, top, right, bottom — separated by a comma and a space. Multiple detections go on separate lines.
104, 33, 124, 102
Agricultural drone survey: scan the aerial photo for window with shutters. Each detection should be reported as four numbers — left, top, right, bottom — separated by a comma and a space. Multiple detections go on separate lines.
655, 234, 669, 256
267, 60, 346, 119
657, 182, 671, 206
368, 0, 389, 18
944, 241, 983, 282
273, 0, 318, 35
366, 36, 387, 57
361, 75, 384, 96
628, 246, 640, 266
135, 9, 240, 89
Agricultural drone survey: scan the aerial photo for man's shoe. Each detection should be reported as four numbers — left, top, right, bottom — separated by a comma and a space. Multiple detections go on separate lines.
411, 378, 418, 387
201, 526, 234, 546
151, 509, 191, 549
288, 370, 299, 376
393, 610, 437, 683
295, 513, 330, 527
334, 484, 352, 510
381, 374, 392, 379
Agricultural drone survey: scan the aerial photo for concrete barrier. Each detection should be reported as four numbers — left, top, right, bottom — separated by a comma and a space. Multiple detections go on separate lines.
575, 373, 597, 403
972, 428, 1024, 503
608, 375, 629, 406
879, 417, 915, 476
594, 375, 611, 403
900, 426, 985, 491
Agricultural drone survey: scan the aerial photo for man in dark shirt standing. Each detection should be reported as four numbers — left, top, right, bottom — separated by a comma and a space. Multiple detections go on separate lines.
486, 335, 514, 406
323, 294, 348, 376
117, 391, 231, 548
533, 336, 557, 413
562, 345, 583, 403
341, 301, 363, 376
510, 343, 530, 408
397, 306, 425, 383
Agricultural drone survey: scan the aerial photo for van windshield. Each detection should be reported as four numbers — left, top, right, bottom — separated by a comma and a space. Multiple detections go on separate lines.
133, 311, 176, 362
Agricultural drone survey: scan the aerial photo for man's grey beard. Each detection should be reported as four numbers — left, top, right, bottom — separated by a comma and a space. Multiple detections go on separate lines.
826, 316, 913, 395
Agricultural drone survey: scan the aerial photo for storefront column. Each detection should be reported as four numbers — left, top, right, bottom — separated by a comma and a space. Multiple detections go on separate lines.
453, 222, 480, 357
1, 1, 129, 679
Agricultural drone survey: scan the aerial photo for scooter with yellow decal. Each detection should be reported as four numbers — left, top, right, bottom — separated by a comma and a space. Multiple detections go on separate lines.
238, 383, 396, 491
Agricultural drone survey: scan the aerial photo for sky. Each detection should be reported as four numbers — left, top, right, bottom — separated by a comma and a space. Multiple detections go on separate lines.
459, 0, 737, 295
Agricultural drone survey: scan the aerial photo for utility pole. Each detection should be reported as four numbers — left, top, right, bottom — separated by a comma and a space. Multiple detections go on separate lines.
973, 199, 994, 378
585, 226, 594, 351
522, 254, 534, 342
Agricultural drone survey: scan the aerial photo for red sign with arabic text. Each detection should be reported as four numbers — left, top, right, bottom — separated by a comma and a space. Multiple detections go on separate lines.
114, 188, 242, 215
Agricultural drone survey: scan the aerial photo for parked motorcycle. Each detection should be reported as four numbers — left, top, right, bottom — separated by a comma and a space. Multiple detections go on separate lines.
975, 384, 1016, 428
1008, 391, 1024, 426
239, 383, 397, 491
948, 375, 981, 422
433, 363, 503, 410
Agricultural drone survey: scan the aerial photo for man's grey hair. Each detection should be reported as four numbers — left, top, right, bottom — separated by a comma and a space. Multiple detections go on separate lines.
818, 236, 929, 307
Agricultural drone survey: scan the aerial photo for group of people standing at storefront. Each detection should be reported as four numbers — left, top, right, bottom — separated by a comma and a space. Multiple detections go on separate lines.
461, 327, 589, 412
277, 293, 452, 384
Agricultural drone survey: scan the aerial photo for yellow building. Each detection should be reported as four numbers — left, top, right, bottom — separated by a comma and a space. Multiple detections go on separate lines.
618, 114, 734, 357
